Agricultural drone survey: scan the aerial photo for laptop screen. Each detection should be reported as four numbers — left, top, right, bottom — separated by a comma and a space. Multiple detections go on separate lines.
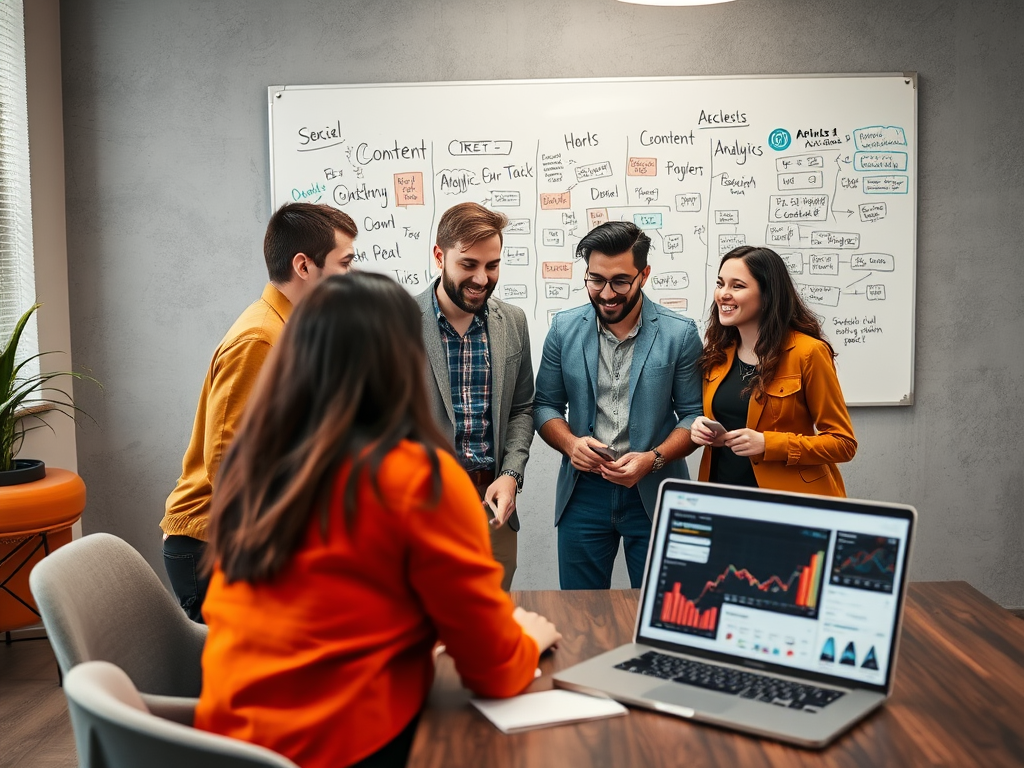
636, 481, 915, 694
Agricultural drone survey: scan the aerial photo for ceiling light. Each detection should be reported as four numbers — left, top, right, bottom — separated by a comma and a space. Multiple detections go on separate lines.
618, 0, 737, 5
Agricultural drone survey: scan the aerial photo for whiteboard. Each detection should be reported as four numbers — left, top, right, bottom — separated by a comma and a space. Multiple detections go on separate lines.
269, 74, 917, 406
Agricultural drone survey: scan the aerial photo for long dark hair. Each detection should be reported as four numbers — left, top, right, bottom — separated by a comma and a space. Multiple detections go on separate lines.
205, 272, 451, 584
700, 246, 835, 400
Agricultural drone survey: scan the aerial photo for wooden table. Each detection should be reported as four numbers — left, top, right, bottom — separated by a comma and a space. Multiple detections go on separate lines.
407, 582, 1024, 767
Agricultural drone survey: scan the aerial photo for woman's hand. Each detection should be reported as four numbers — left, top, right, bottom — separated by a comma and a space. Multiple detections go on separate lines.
691, 416, 727, 448
512, 606, 562, 653
723, 428, 765, 457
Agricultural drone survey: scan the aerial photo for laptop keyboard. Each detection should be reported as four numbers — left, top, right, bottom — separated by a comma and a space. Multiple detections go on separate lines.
614, 651, 846, 711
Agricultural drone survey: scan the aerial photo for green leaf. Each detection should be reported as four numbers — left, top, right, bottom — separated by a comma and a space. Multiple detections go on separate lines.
0, 304, 40, 389
0, 303, 100, 471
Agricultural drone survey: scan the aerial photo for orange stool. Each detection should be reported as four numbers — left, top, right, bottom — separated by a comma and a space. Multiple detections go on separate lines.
0, 467, 86, 641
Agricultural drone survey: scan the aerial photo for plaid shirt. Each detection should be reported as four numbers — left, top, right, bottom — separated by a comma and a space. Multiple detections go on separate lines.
433, 289, 493, 471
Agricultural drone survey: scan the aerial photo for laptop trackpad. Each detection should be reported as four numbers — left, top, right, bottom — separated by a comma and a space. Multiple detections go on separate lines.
644, 683, 737, 714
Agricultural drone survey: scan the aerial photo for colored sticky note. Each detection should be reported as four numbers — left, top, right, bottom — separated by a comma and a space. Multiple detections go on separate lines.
394, 172, 424, 206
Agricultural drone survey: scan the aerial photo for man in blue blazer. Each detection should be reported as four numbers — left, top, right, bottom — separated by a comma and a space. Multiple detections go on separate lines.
534, 221, 703, 589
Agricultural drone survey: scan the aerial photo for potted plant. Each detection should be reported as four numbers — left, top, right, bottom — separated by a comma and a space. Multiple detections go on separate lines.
1, 303, 95, 486
1, 304, 97, 636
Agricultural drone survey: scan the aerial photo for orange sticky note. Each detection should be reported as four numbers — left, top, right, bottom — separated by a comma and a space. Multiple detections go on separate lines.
627, 157, 657, 177
542, 261, 573, 280
660, 298, 688, 311
394, 172, 424, 206
540, 192, 571, 210
587, 208, 609, 229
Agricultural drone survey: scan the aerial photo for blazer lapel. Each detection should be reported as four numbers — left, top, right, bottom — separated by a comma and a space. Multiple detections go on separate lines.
628, 295, 658, 405
487, 300, 507, 443
580, 305, 600, 403
417, 289, 455, 424
704, 344, 733, 418
746, 372, 766, 429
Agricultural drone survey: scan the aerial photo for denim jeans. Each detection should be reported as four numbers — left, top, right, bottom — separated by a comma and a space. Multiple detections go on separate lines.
557, 472, 652, 589
162, 535, 210, 624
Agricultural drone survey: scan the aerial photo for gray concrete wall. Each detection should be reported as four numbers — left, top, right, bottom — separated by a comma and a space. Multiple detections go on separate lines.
59, 0, 1024, 603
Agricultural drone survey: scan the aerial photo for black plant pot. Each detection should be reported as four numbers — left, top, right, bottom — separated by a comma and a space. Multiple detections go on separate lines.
0, 459, 46, 487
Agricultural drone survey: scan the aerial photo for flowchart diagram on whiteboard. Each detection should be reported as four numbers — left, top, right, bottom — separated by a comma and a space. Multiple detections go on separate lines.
269, 74, 917, 405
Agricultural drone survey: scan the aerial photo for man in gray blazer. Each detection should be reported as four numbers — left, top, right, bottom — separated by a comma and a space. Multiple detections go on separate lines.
534, 221, 703, 589
415, 202, 534, 590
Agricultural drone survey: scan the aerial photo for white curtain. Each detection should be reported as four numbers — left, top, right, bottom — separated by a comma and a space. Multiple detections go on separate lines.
0, 0, 37, 372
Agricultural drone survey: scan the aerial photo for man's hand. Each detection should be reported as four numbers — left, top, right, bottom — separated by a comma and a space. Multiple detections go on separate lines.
567, 436, 614, 473
483, 474, 518, 529
599, 451, 654, 488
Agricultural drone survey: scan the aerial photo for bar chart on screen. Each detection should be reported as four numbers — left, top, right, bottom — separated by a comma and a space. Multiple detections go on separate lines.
654, 510, 832, 637
657, 550, 826, 638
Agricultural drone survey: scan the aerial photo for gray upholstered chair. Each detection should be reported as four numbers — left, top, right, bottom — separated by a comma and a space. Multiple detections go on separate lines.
29, 532, 207, 697
64, 660, 298, 768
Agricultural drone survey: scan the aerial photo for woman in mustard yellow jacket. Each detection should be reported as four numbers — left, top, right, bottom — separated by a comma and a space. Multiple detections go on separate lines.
690, 246, 856, 497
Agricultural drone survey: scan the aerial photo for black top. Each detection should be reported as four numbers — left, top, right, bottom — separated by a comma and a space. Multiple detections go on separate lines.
709, 355, 758, 488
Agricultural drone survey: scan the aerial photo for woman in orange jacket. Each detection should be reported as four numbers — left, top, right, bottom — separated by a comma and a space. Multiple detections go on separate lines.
195, 273, 560, 768
690, 246, 856, 497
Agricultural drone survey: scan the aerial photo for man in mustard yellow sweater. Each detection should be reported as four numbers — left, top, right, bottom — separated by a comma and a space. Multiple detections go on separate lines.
160, 202, 358, 621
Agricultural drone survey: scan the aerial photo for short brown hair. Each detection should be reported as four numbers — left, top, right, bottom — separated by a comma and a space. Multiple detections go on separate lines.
435, 202, 507, 252
264, 203, 358, 283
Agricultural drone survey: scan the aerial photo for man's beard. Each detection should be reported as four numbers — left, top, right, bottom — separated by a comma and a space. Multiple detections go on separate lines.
442, 271, 495, 314
590, 286, 642, 325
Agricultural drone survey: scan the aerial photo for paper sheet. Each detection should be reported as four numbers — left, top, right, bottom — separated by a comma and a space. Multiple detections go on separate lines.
471, 689, 628, 733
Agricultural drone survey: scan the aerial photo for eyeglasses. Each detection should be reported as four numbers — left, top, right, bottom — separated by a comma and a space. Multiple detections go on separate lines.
584, 271, 641, 295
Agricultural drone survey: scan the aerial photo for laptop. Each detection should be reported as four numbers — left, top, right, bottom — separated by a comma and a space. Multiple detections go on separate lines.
553, 479, 916, 748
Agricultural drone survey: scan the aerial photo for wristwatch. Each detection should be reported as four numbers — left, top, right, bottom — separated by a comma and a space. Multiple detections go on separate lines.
650, 447, 665, 472
500, 468, 524, 493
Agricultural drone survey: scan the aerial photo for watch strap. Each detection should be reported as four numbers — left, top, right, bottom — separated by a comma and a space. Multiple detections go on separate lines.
651, 447, 665, 472
500, 468, 524, 492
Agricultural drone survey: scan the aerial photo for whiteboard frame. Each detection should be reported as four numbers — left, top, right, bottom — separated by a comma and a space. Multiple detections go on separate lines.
268, 72, 918, 407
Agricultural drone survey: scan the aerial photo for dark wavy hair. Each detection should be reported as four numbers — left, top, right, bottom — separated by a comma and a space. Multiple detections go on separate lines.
576, 220, 652, 270
700, 246, 835, 401
205, 272, 451, 584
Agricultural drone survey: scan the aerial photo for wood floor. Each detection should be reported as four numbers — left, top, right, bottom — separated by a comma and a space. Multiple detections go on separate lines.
0, 631, 77, 768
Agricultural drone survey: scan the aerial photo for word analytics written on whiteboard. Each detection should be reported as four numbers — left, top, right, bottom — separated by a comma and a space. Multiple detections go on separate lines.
270, 76, 916, 404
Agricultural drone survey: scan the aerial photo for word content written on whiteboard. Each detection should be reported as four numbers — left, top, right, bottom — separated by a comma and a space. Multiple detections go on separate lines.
269, 74, 917, 405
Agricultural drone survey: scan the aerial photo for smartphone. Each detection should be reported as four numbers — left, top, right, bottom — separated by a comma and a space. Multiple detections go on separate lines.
591, 444, 617, 461
702, 419, 727, 437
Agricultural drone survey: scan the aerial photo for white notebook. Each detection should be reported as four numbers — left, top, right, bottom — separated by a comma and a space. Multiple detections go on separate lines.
471, 689, 628, 734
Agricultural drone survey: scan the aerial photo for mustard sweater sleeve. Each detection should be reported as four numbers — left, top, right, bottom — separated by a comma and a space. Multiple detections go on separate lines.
204, 337, 273, 483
